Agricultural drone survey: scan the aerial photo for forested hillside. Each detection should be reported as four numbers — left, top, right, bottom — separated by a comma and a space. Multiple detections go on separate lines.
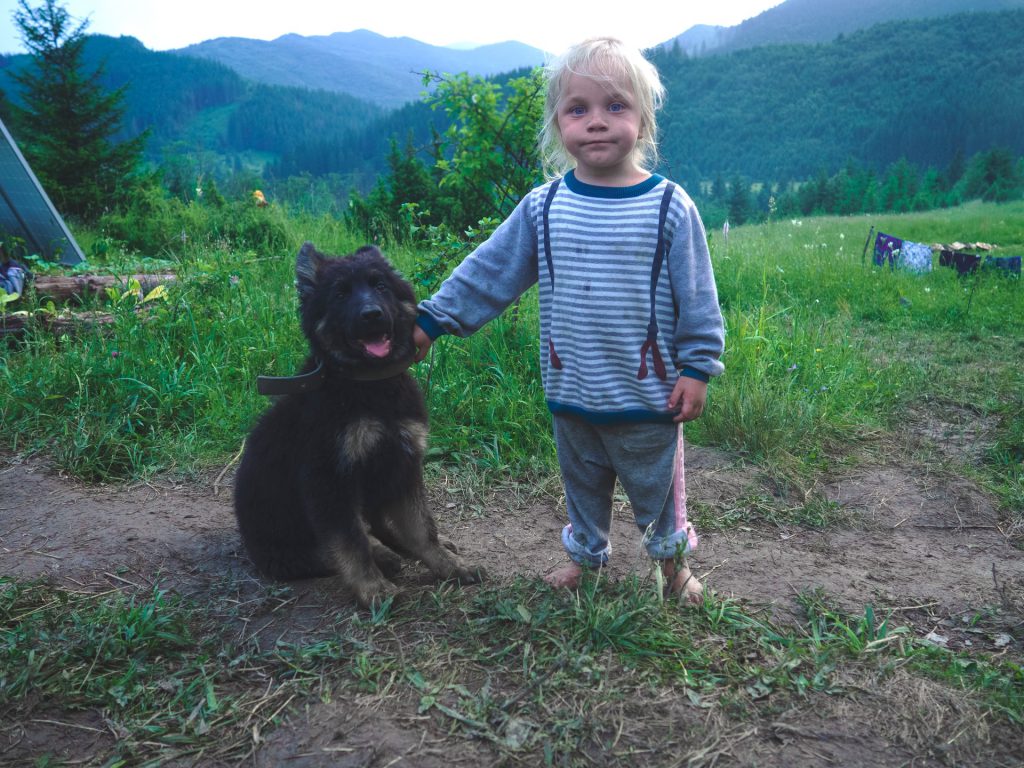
62, 35, 247, 145
0, 34, 385, 178
652, 10, 1024, 184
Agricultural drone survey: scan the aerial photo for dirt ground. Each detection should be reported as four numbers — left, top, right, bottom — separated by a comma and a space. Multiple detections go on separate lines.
1, 431, 1022, 766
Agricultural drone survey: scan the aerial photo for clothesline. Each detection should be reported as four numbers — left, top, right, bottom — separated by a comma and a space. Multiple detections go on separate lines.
865, 227, 1021, 276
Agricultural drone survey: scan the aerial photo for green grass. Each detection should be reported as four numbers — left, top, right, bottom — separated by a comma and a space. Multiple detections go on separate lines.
699, 206, 1024, 516
3, 576, 1020, 765
2, 199, 1022, 520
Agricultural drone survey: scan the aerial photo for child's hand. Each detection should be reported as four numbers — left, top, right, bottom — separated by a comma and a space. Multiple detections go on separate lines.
668, 376, 708, 422
412, 325, 432, 362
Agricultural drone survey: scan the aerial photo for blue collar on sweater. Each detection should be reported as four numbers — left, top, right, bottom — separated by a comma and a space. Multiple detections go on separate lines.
563, 170, 665, 198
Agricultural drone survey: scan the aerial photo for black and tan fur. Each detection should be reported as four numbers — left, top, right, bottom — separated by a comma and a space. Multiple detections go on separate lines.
233, 242, 483, 606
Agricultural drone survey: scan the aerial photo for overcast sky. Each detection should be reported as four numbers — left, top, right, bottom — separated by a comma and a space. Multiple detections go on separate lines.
1, 0, 783, 55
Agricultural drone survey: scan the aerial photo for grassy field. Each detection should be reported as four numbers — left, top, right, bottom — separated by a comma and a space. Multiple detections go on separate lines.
4, 200, 1021, 509
2, 199, 1022, 764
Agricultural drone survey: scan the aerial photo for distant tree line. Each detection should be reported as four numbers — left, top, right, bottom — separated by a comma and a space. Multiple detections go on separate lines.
696, 148, 1023, 229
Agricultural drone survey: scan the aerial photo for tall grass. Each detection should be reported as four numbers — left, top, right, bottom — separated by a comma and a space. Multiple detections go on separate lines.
700, 207, 1023, 510
2, 202, 1021, 508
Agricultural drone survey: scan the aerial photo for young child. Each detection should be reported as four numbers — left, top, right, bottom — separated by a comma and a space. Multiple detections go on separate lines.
411, 37, 724, 603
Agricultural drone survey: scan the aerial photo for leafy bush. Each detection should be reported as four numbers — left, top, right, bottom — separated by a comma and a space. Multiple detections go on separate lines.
98, 182, 291, 255
345, 69, 545, 247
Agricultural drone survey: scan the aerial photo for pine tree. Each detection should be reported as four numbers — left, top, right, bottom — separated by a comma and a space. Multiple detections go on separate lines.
727, 175, 752, 226
10, 0, 146, 221
962, 148, 1023, 202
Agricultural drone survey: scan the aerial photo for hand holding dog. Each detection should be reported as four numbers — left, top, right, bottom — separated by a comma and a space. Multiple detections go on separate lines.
412, 325, 432, 362
668, 376, 707, 423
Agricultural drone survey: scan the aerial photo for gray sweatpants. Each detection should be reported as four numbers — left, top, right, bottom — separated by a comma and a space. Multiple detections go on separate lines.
552, 414, 695, 567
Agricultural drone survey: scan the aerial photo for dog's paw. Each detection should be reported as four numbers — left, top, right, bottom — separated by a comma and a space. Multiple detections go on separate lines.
353, 577, 400, 609
452, 563, 486, 585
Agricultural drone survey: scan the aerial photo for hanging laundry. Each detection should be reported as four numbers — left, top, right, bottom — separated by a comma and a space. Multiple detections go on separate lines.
873, 232, 902, 269
898, 241, 933, 273
939, 250, 982, 275
873, 232, 931, 272
984, 255, 1022, 275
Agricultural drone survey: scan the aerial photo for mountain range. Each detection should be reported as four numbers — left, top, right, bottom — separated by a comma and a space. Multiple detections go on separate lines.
165, 0, 1024, 108
175, 30, 546, 108
661, 0, 1024, 54
1, 0, 1022, 191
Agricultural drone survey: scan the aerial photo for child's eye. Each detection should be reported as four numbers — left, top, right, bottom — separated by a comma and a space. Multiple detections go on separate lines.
569, 105, 586, 117
608, 102, 625, 113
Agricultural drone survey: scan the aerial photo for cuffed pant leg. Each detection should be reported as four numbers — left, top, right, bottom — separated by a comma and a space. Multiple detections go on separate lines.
604, 422, 692, 558
553, 415, 615, 566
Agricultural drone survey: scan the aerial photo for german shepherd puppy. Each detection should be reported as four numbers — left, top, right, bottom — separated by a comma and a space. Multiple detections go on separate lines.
233, 243, 484, 606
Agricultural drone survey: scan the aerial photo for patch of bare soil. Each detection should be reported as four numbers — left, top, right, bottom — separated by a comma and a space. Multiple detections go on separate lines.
1, 441, 1021, 767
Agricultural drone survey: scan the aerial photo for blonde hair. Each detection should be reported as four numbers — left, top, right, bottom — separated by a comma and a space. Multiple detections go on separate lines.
539, 37, 665, 179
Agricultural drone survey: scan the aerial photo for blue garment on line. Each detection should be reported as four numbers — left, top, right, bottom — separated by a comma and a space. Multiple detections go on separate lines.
873, 233, 932, 273
0, 260, 28, 297
984, 255, 1021, 275
898, 241, 932, 273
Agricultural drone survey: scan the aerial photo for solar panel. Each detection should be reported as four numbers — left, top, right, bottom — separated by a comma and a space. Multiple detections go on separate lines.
0, 116, 85, 265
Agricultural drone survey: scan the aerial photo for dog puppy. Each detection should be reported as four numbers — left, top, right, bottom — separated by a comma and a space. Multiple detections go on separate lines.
233, 242, 483, 606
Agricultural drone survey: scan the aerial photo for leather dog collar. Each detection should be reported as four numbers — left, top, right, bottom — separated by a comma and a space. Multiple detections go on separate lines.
256, 356, 415, 396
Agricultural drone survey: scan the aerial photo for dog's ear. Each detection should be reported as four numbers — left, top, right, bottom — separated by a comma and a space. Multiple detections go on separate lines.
295, 242, 322, 300
353, 245, 383, 259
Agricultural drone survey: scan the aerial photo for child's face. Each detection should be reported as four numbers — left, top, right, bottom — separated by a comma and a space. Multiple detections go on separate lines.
556, 72, 644, 185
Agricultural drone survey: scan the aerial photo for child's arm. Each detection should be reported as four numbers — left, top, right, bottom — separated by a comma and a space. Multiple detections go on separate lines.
416, 195, 539, 345
667, 194, 725, 383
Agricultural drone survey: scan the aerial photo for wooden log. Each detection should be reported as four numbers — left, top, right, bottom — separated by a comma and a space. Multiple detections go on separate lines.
29, 273, 176, 303
1, 310, 118, 338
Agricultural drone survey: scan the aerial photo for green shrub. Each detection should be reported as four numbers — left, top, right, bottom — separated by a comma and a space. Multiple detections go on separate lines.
98, 183, 291, 256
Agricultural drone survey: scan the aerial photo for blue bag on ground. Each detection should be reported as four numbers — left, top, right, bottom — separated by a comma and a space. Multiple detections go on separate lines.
0, 260, 29, 298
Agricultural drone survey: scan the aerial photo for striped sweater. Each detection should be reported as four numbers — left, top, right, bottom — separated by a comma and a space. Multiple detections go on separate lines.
416, 171, 725, 424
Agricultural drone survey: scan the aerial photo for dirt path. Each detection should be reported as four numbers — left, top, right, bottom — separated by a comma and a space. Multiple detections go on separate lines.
1, 447, 1022, 766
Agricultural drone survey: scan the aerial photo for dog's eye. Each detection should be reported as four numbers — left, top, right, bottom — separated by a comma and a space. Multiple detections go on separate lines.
335, 283, 350, 298
374, 281, 389, 294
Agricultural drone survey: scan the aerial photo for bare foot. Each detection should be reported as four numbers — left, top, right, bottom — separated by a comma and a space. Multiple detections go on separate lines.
661, 559, 703, 606
543, 561, 584, 589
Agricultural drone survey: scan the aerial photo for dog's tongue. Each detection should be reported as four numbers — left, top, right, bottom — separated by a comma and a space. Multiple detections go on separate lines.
362, 336, 392, 358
